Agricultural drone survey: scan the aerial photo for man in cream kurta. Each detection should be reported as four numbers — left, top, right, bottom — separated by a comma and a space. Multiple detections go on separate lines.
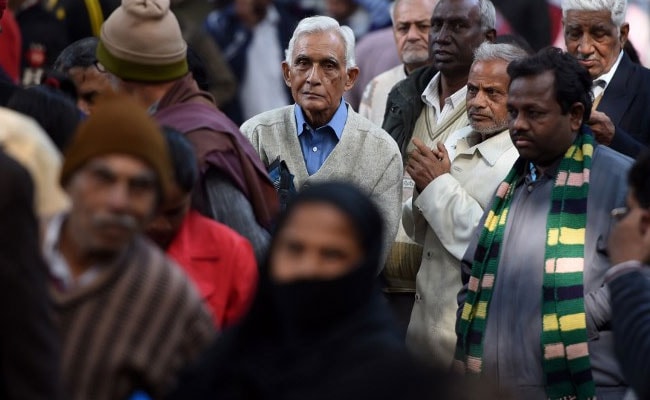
403, 43, 526, 366
241, 16, 403, 262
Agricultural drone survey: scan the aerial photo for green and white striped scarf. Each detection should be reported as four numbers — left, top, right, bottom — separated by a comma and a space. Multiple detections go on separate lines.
454, 132, 596, 400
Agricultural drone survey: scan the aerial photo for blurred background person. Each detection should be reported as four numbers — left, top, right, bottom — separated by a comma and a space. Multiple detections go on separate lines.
146, 127, 258, 329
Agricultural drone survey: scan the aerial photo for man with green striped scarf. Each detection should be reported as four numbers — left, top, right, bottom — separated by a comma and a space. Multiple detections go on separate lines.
455, 47, 632, 399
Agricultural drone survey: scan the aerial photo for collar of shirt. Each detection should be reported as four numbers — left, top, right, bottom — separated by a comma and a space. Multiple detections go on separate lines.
593, 50, 624, 95
455, 128, 512, 167
420, 71, 467, 117
294, 99, 348, 139
43, 212, 101, 291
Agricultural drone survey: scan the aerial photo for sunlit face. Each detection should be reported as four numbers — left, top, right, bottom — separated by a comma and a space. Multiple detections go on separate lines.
466, 59, 510, 135
64, 155, 158, 259
507, 71, 583, 167
68, 65, 113, 115
282, 30, 359, 126
145, 182, 191, 250
393, 0, 437, 70
563, 9, 628, 79
430, 0, 489, 77
270, 203, 363, 283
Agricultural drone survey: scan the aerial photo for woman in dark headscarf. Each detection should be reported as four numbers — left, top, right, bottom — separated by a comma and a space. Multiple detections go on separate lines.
166, 181, 443, 400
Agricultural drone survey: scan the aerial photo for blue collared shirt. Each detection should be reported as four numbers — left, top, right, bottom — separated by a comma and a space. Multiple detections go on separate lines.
295, 100, 348, 175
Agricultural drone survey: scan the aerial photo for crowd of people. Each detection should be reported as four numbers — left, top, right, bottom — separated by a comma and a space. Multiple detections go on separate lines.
2, 0, 650, 399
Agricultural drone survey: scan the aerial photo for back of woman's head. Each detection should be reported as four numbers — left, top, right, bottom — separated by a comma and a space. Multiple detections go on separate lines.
7, 85, 80, 151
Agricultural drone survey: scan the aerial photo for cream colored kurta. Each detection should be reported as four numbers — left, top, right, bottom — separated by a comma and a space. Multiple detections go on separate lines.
359, 64, 407, 126
403, 126, 518, 366
241, 104, 403, 264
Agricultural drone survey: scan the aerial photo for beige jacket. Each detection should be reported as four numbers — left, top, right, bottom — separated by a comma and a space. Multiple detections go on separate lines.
403, 126, 518, 366
241, 104, 403, 264
359, 64, 407, 127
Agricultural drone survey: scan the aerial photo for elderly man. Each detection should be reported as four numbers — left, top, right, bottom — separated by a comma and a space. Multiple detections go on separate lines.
96, 0, 278, 261
358, 0, 437, 126
383, 0, 496, 157
404, 42, 524, 366
455, 48, 631, 399
241, 15, 403, 264
562, 0, 650, 158
380, 0, 495, 338
42, 94, 215, 400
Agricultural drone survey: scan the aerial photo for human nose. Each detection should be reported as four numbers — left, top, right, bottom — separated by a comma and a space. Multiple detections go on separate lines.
431, 23, 450, 43
106, 182, 131, 212
406, 24, 421, 40
577, 34, 594, 56
306, 65, 322, 84
509, 111, 529, 132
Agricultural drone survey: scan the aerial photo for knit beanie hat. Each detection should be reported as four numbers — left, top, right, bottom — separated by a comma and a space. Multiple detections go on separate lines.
61, 94, 173, 200
96, 0, 188, 82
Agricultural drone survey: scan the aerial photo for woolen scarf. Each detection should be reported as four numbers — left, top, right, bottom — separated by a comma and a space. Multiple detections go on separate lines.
455, 130, 596, 400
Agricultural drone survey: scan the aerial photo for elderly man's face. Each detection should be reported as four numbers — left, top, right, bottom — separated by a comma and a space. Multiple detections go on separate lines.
430, 0, 490, 78
393, 0, 437, 71
282, 30, 359, 126
65, 155, 158, 259
68, 64, 113, 115
466, 59, 510, 136
563, 9, 628, 79
507, 71, 583, 168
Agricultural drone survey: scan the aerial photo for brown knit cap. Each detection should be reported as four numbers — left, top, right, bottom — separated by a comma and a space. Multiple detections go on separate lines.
60, 94, 173, 200
97, 0, 188, 82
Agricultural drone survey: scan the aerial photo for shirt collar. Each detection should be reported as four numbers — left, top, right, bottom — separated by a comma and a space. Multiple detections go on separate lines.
594, 50, 624, 89
420, 71, 467, 110
455, 128, 513, 166
294, 99, 348, 140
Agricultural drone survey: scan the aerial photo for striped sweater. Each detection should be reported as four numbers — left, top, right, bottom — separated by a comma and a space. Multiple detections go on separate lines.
49, 236, 216, 400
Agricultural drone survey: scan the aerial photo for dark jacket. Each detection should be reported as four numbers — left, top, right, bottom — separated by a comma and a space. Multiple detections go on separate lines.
0, 150, 62, 400
609, 267, 650, 399
598, 52, 650, 158
204, 3, 303, 125
382, 64, 437, 158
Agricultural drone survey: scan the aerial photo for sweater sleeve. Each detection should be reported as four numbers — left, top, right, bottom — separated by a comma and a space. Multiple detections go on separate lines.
608, 266, 650, 399
203, 168, 270, 262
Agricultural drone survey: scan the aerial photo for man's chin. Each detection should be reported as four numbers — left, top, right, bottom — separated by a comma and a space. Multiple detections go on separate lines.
471, 122, 508, 136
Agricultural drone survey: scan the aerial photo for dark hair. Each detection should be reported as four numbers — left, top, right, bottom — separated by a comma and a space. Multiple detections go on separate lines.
7, 86, 81, 151
187, 46, 211, 92
161, 126, 198, 193
507, 47, 593, 123
53, 37, 99, 74
629, 150, 650, 208
495, 34, 534, 55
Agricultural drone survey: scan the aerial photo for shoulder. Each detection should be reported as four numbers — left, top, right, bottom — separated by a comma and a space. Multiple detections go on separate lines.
591, 144, 634, 187
240, 106, 293, 133
186, 211, 252, 252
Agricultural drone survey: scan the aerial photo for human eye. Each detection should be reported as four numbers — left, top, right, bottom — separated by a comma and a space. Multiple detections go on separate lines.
431, 19, 442, 31
507, 106, 518, 119
396, 23, 409, 33
417, 22, 431, 32
565, 27, 582, 40
467, 84, 478, 96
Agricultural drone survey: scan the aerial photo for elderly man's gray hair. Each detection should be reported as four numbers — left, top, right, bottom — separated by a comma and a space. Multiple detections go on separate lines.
284, 16, 357, 70
478, 0, 497, 31
561, 0, 627, 28
473, 42, 529, 65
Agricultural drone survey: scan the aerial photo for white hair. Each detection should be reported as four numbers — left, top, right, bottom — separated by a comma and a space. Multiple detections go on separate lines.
473, 42, 528, 64
284, 16, 357, 69
478, 0, 497, 31
561, 0, 627, 27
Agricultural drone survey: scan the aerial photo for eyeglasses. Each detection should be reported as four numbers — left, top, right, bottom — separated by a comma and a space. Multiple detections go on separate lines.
93, 60, 107, 74
610, 207, 629, 221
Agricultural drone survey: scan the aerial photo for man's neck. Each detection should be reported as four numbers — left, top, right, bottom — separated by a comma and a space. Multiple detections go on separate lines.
404, 61, 430, 75
302, 109, 335, 129
439, 73, 468, 110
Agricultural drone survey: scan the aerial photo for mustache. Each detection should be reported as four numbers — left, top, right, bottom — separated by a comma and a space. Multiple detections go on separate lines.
91, 213, 138, 232
574, 54, 596, 61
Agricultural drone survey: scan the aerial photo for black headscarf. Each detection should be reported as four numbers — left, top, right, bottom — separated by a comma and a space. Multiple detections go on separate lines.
167, 182, 427, 399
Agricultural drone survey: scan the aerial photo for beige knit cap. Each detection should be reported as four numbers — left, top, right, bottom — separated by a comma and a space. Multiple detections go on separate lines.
97, 0, 188, 82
